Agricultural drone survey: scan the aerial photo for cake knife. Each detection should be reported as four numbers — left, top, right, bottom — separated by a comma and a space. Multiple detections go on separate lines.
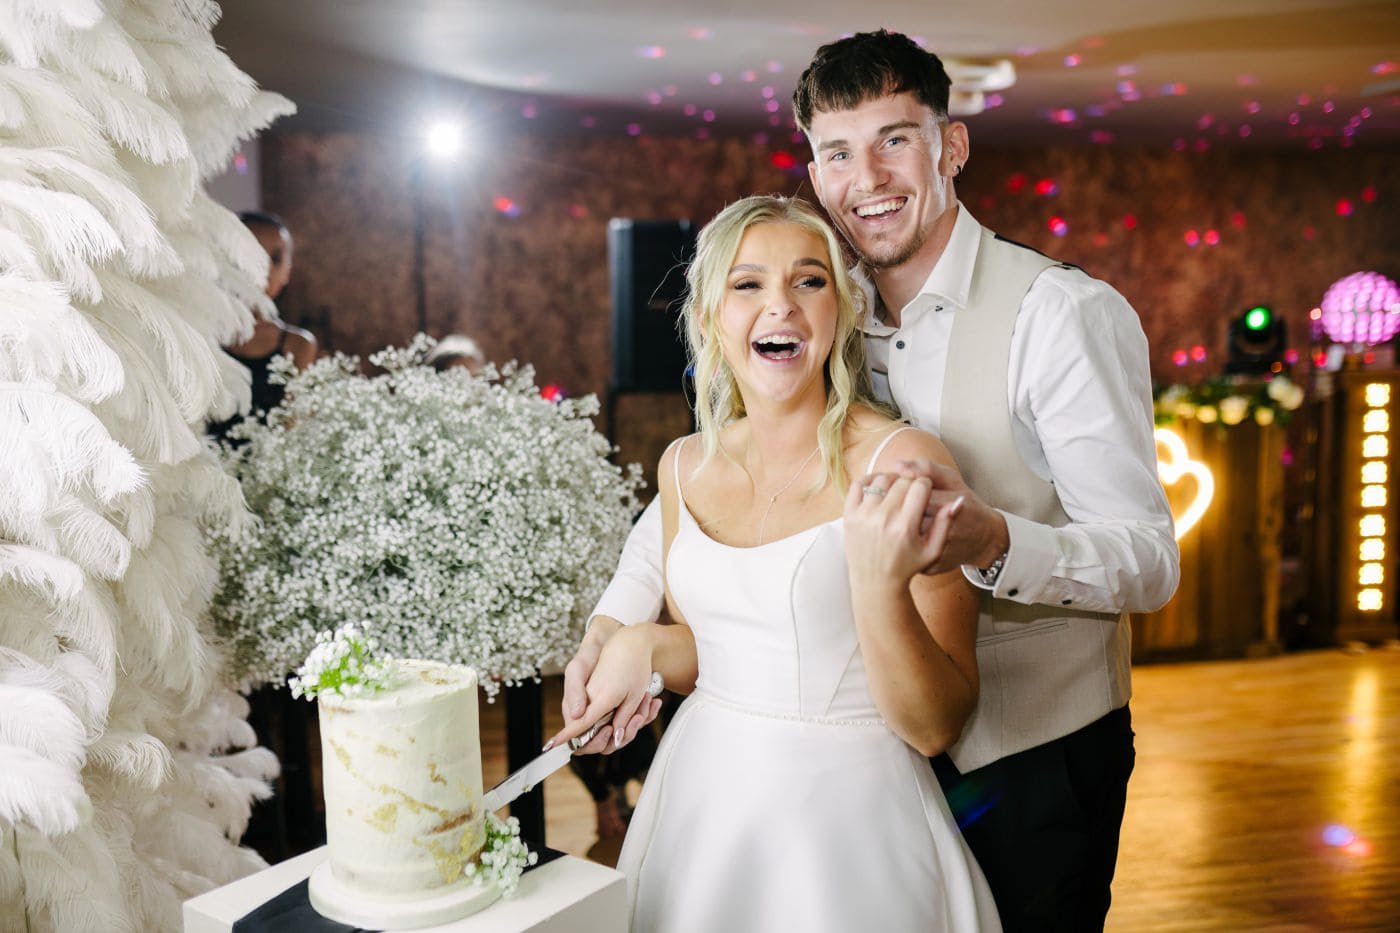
482, 671, 664, 813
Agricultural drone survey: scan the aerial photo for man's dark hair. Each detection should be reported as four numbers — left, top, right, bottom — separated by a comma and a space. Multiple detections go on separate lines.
238, 209, 287, 233
793, 30, 952, 132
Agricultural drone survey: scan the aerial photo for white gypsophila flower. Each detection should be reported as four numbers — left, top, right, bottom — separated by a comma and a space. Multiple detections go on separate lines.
207, 335, 643, 696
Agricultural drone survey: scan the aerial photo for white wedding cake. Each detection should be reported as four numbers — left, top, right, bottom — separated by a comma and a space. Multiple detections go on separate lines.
308, 658, 500, 929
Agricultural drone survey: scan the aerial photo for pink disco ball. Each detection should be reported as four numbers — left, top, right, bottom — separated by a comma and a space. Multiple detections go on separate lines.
1319, 271, 1400, 346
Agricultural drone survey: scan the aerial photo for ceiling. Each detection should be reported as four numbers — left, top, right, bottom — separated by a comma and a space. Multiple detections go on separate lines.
214, 0, 1400, 149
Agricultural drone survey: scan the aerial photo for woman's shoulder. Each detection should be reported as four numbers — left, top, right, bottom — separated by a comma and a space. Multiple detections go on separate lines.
846, 406, 951, 472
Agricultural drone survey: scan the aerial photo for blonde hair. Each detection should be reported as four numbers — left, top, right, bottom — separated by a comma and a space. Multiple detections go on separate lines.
682, 195, 876, 493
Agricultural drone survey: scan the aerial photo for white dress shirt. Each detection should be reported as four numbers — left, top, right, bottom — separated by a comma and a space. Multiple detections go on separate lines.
593, 203, 1177, 625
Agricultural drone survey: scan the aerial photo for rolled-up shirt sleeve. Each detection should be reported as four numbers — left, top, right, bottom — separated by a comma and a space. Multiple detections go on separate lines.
963, 271, 1180, 614
591, 497, 666, 625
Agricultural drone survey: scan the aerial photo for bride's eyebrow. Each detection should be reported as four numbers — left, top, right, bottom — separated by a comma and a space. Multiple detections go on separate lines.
795, 258, 831, 272
729, 263, 767, 274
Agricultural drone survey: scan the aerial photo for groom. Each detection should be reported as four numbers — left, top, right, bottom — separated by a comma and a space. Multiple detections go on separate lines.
569, 29, 1178, 932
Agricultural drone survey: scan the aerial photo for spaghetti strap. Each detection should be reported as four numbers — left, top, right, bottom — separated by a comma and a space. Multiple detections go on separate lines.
670, 435, 690, 504
864, 425, 917, 475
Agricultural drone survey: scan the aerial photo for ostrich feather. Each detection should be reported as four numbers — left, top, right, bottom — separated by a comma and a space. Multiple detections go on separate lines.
61, 61, 190, 166
0, 1, 105, 68
87, 272, 224, 419
11, 824, 132, 933
0, 65, 113, 165
0, 381, 145, 502
0, 745, 91, 834
110, 483, 156, 549
191, 189, 268, 284
2, 0, 104, 31
208, 349, 253, 423
0, 684, 87, 771
0, 179, 121, 303
0, 272, 125, 402
130, 23, 254, 108
143, 269, 251, 347
211, 746, 278, 784
86, 318, 204, 464
0, 227, 44, 281
114, 146, 198, 225
180, 89, 296, 179
49, 491, 132, 580
0, 148, 181, 278
88, 730, 172, 790
0, 431, 57, 547
153, 455, 253, 539
130, 0, 223, 34
0, 544, 84, 603
0, 647, 112, 740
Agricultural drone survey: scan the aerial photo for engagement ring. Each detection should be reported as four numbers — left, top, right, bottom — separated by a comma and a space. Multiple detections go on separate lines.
862, 485, 886, 497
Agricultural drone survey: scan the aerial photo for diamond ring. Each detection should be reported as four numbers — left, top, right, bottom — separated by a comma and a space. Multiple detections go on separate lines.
862, 485, 887, 497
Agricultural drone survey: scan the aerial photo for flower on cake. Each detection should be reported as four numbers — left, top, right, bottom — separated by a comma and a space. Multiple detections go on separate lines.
288, 624, 394, 700
467, 813, 540, 896
208, 335, 644, 696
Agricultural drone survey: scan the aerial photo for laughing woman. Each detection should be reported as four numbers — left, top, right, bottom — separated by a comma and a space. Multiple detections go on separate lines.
552, 196, 999, 932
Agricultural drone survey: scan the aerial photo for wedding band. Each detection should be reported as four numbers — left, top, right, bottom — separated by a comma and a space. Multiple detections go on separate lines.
862, 485, 886, 497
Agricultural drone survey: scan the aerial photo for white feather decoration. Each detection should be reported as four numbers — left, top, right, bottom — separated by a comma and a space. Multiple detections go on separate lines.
0, 179, 122, 302
0, 646, 112, 740
0, 544, 84, 603
87, 730, 172, 790
11, 823, 133, 933
49, 491, 132, 580
0, 745, 91, 835
0, 685, 86, 771
0, 381, 145, 502
180, 89, 296, 179
0, 64, 114, 167
0, 272, 125, 402
87, 318, 204, 464
61, 61, 190, 166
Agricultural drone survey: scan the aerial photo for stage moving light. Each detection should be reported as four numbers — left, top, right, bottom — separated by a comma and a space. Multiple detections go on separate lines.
1225, 305, 1287, 375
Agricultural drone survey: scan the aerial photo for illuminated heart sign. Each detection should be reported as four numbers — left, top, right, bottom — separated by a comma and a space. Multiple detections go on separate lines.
1155, 428, 1214, 540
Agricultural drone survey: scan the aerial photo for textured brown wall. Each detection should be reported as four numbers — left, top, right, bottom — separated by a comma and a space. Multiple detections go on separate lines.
262, 132, 1397, 487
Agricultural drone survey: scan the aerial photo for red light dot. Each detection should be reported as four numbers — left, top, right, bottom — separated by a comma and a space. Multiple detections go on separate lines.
1172, 349, 1189, 367
1302, 225, 1316, 241
769, 151, 796, 169
1344, 839, 1374, 857
1035, 178, 1059, 196
979, 195, 997, 211
1190, 345, 1207, 362
1006, 172, 1028, 194
1204, 229, 1220, 245
1092, 232, 1110, 247
1122, 214, 1138, 230
1230, 211, 1247, 228
1336, 199, 1355, 216
1362, 186, 1377, 202
568, 203, 588, 220
1047, 216, 1068, 236
1184, 229, 1200, 247
1365, 351, 1377, 365
493, 196, 514, 212
1284, 349, 1299, 364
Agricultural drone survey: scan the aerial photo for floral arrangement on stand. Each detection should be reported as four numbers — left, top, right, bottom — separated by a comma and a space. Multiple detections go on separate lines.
208, 335, 644, 696
1154, 375, 1306, 427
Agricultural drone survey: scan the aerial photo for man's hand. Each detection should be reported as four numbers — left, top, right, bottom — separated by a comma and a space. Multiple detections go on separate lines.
894, 459, 1010, 576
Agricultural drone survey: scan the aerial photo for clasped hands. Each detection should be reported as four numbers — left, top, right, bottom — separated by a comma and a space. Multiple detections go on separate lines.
549, 619, 664, 756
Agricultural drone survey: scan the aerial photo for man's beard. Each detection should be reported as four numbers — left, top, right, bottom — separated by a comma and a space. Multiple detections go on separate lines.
844, 221, 928, 271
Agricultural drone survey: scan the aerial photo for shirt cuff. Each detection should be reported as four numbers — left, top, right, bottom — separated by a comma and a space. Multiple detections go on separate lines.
960, 510, 1061, 603
590, 576, 663, 627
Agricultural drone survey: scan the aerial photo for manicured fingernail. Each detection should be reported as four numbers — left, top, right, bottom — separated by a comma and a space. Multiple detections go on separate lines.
541, 739, 554, 752
949, 494, 966, 515
613, 728, 623, 749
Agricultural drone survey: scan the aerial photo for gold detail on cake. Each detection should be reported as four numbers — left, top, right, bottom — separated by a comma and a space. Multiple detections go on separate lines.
427, 761, 447, 786
366, 802, 399, 833
419, 822, 487, 886
375, 743, 400, 758
427, 805, 476, 834
327, 738, 451, 818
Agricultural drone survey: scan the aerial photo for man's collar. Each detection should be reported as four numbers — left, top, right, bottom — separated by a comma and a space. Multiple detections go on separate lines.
855, 202, 982, 335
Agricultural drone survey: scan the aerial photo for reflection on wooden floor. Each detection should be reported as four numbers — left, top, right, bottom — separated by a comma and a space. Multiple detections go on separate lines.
481, 647, 1400, 931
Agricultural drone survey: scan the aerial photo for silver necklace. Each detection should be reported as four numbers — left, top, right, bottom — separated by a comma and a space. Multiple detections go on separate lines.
755, 444, 820, 546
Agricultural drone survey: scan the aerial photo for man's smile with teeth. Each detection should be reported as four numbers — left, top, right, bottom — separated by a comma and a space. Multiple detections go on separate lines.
855, 197, 907, 218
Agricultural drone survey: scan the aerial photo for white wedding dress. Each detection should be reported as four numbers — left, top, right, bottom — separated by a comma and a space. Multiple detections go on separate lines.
616, 434, 1000, 932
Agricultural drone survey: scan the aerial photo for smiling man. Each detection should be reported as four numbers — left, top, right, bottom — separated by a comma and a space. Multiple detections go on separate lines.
569, 29, 1178, 933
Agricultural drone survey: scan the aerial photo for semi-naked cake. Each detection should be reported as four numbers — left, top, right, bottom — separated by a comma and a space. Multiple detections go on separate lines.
308, 659, 499, 928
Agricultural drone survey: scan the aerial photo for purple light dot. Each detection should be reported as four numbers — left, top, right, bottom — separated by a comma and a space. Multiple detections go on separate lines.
683, 103, 697, 116
708, 72, 723, 86
768, 114, 782, 126
1064, 54, 1082, 68
762, 85, 775, 99
985, 93, 1004, 108
626, 122, 642, 136
1323, 100, 1335, 113
1116, 64, 1137, 77
694, 127, 709, 139
1239, 124, 1252, 137
766, 61, 782, 73
1049, 108, 1077, 124
752, 132, 769, 145
663, 84, 678, 96
1361, 106, 1373, 118
647, 91, 662, 105
522, 103, 538, 119
702, 109, 716, 122
741, 70, 757, 82
1086, 104, 1107, 118
1323, 825, 1356, 847
1197, 113, 1214, 130
581, 115, 596, 128
1297, 93, 1312, 106
1289, 112, 1301, 125
1117, 80, 1137, 95
1245, 100, 1261, 114
637, 45, 666, 59
1173, 138, 1187, 151
765, 99, 780, 113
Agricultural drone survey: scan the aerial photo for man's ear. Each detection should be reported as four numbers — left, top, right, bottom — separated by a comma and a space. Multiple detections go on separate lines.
942, 121, 970, 176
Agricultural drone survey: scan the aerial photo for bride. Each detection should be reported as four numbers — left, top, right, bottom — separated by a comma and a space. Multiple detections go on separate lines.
552, 195, 1000, 932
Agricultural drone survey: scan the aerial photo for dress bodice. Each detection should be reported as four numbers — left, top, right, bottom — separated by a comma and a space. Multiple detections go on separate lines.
666, 494, 879, 722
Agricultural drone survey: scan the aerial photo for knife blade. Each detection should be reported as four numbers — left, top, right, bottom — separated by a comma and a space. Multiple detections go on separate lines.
482, 671, 664, 813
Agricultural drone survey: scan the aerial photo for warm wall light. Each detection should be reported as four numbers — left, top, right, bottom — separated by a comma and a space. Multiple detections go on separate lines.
1360, 515, 1386, 537
1359, 563, 1385, 585
1366, 383, 1391, 407
1364, 410, 1390, 433
1363, 435, 1389, 458
1361, 538, 1385, 561
1358, 589, 1384, 611
1362, 485, 1388, 508
1362, 461, 1388, 484
1155, 428, 1214, 540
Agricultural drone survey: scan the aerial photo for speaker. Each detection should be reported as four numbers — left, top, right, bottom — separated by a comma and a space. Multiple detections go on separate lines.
609, 218, 695, 393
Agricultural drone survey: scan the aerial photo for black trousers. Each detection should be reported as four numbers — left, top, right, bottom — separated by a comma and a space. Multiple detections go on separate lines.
932, 705, 1135, 933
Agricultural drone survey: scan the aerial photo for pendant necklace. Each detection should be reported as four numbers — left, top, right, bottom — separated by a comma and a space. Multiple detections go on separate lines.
755, 444, 821, 546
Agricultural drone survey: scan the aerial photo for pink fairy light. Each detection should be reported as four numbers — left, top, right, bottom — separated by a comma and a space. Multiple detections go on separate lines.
1319, 272, 1400, 346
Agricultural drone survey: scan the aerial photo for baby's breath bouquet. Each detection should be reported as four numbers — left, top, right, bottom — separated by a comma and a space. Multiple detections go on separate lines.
209, 335, 643, 696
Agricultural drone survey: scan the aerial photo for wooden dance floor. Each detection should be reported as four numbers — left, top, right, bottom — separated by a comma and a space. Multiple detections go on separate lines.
481, 647, 1400, 931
